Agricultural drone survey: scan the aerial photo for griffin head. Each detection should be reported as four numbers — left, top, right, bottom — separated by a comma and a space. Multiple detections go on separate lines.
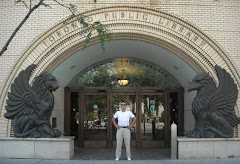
188, 72, 215, 92
41, 72, 59, 91
33, 72, 59, 92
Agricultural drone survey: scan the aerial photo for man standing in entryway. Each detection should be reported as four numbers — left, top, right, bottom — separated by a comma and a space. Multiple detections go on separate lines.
112, 100, 136, 161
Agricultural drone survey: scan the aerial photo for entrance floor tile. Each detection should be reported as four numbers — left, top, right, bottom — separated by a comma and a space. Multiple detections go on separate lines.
72, 148, 170, 160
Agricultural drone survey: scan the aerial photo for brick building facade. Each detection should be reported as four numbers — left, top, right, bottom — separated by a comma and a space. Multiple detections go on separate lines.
0, 0, 240, 138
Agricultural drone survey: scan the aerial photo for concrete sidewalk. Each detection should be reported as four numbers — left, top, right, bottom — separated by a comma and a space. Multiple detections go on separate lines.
1, 158, 240, 164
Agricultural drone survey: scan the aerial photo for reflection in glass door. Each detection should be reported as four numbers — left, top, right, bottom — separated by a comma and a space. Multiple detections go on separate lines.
141, 94, 165, 147
84, 95, 107, 141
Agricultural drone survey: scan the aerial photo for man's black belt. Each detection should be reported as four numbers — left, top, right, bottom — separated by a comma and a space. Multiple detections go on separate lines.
120, 126, 127, 128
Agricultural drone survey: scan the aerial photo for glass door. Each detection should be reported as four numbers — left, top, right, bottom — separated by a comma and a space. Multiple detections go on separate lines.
140, 93, 167, 147
83, 94, 108, 147
70, 92, 79, 143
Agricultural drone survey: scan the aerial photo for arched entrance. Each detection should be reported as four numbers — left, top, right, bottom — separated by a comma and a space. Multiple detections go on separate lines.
0, 5, 239, 137
63, 58, 184, 148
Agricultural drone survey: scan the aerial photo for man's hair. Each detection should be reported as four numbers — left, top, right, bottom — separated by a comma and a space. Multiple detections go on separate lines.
121, 100, 127, 104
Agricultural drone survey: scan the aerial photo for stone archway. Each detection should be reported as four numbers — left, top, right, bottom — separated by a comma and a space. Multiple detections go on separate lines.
0, 5, 239, 136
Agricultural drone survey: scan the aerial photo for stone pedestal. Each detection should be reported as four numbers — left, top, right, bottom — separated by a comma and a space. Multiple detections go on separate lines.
177, 137, 240, 159
0, 136, 74, 159
171, 122, 177, 159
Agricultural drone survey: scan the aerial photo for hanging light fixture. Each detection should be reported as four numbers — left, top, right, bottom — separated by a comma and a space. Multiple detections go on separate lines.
118, 69, 129, 86
118, 79, 129, 86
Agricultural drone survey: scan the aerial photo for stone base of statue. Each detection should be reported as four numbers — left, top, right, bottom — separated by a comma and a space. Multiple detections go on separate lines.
0, 136, 74, 159
177, 137, 240, 159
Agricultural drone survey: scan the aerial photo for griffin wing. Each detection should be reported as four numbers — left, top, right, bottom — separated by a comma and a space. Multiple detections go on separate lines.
207, 65, 240, 127
4, 64, 38, 119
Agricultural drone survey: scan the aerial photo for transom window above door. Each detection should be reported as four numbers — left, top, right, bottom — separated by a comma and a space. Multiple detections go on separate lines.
67, 58, 181, 88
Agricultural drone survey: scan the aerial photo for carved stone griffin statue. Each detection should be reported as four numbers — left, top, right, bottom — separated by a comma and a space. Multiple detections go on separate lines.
187, 65, 240, 138
4, 64, 61, 138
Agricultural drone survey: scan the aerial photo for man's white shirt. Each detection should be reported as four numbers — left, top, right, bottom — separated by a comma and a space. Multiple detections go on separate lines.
113, 111, 135, 126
